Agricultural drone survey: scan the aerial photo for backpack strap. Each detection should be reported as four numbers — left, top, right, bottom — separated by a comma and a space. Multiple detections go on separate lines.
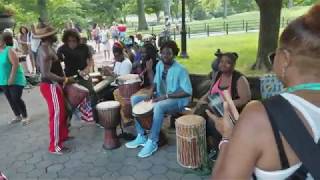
263, 95, 320, 179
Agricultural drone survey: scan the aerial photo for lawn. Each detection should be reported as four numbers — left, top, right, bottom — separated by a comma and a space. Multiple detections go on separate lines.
176, 32, 260, 76
127, 6, 310, 34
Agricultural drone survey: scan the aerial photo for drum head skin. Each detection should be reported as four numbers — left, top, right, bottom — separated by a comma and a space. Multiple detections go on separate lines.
89, 72, 101, 77
96, 101, 120, 110
132, 101, 154, 115
117, 74, 141, 85
94, 79, 113, 92
176, 115, 205, 126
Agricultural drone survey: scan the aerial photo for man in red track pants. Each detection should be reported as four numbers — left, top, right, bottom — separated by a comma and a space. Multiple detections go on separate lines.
34, 23, 74, 155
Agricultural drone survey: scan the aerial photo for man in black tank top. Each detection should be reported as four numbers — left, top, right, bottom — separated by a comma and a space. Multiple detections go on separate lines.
35, 24, 74, 155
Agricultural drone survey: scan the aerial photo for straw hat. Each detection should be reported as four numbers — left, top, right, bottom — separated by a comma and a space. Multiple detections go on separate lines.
33, 24, 57, 39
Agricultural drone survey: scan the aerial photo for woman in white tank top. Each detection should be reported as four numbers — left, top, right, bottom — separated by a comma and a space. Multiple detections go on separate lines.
206, 4, 320, 180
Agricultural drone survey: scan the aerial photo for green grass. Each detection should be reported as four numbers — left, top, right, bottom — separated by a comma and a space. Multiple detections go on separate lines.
176, 33, 261, 76
127, 6, 310, 34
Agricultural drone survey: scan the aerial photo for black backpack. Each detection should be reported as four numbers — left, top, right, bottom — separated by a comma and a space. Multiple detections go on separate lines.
261, 95, 320, 179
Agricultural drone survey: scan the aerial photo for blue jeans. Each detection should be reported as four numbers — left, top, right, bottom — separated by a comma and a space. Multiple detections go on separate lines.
131, 95, 183, 143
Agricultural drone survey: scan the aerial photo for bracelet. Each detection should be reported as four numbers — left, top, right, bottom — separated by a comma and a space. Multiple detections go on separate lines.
218, 139, 229, 150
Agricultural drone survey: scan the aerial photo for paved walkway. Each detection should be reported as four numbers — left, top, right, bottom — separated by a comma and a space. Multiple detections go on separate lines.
0, 50, 210, 180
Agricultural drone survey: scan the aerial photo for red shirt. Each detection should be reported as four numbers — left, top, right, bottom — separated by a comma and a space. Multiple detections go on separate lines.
117, 24, 127, 32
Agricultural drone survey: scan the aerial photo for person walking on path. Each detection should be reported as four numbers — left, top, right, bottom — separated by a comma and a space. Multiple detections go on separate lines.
0, 32, 29, 125
18, 26, 35, 74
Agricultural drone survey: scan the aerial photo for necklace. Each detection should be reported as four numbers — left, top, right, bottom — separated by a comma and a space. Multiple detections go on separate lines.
286, 83, 320, 93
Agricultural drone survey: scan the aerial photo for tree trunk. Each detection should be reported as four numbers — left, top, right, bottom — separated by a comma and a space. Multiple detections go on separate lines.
37, 0, 48, 23
163, 0, 171, 18
253, 0, 282, 71
223, 0, 228, 19
123, 16, 127, 24
156, 11, 160, 23
137, 0, 148, 30
288, 0, 294, 8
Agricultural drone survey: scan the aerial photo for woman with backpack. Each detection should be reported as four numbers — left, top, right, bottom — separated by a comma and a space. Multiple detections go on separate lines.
210, 4, 320, 179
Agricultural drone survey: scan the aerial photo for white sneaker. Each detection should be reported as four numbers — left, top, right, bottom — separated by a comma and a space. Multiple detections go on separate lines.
8, 116, 22, 124
22, 117, 30, 126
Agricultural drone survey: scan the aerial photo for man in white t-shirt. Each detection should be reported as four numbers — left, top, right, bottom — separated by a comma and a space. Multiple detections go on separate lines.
102, 42, 132, 100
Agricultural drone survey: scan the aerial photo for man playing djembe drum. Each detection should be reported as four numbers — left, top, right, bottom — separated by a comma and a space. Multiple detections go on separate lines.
125, 40, 192, 158
57, 30, 97, 123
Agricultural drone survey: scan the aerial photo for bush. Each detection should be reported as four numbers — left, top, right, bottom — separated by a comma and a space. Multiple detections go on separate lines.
193, 6, 208, 20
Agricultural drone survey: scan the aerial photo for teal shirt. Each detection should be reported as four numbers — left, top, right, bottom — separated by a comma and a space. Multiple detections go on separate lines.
154, 60, 192, 107
0, 46, 26, 86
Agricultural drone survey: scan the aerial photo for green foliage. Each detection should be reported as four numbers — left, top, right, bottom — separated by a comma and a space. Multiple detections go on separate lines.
144, 0, 162, 15
193, 5, 208, 20
229, 0, 257, 13
186, 0, 200, 21
170, 0, 181, 19
201, 0, 220, 10
48, 0, 84, 29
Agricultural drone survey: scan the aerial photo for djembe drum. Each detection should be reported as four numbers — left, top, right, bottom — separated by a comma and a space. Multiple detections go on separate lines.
132, 101, 167, 147
96, 101, 121, 150
64, 83, 89, 107
117, 74, 141, 119
176, 115, 207, 169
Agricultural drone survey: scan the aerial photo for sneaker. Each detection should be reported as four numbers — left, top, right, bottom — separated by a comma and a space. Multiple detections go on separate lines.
8, 116, 22, 124
125, 134, 147, 149
21, 117, 30, 126
138, 139, 158, 158
49, 147, 71, 155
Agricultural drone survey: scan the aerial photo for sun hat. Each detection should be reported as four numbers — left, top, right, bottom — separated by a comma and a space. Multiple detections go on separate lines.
33, 24, 57, 39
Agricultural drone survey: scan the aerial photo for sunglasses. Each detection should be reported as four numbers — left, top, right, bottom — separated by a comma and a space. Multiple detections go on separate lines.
268, 52, 276, 65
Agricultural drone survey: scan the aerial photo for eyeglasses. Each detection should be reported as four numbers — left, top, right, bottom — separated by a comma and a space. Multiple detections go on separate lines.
268, 52, 276, 65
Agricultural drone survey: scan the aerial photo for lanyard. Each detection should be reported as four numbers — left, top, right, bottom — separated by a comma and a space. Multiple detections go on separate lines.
286, 83, 320, 93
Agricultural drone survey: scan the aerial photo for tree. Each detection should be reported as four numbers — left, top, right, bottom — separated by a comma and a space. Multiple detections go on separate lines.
201, 0, 220, 11
48, 0, 84, 29
186, 0, 199, 21
223, 0, 227, 18
121, 0, 137, 23
38, 0, 48, 23
170, 0, 180, 20
163, 0, 171, 18
145, 0, 162, 23
253, 0, 282, 71
137, 0, 148, 30
229, 0, 257, 13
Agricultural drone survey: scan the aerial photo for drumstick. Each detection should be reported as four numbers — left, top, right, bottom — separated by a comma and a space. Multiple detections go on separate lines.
223, 90, 239, 122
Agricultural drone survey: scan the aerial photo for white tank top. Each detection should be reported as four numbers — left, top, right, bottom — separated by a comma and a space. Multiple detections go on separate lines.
254, 93, 320, 180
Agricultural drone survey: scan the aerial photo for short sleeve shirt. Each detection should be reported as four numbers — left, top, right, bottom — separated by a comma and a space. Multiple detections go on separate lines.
113, 58, 132, 76
57, 44, 92, 77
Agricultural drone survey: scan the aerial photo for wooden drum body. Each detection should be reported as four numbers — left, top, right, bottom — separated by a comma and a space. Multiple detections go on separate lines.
64, 83, 89, 107
117, 74, 141, 98
133, 101, 167, 147
117, 74, 141, 118
96, 101, 121, 150
176, 115, 207, 169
